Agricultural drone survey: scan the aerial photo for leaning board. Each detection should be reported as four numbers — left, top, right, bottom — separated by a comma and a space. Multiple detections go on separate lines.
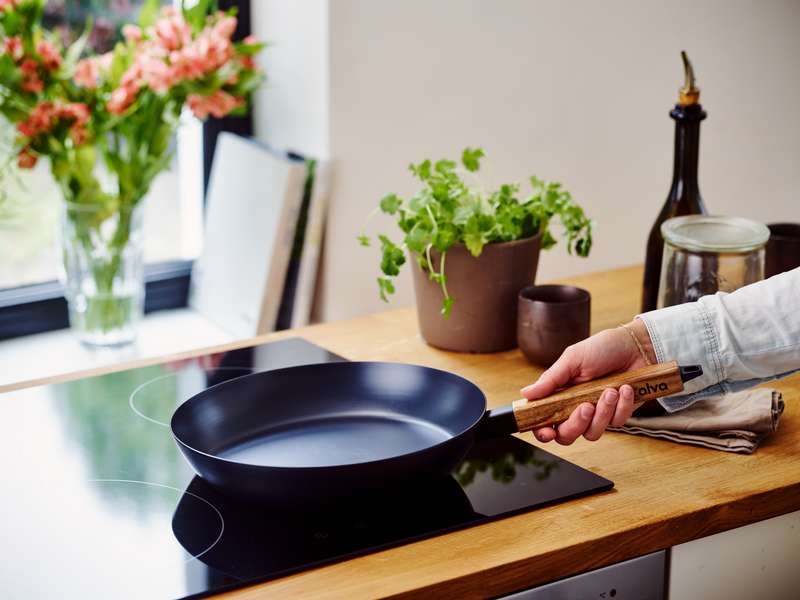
189, 132, 307, 338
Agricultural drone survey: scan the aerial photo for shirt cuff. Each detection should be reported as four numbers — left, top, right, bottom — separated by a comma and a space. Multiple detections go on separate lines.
637, 301, 723, 413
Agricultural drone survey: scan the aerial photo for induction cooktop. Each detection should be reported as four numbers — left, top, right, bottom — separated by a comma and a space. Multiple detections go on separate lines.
1, 337, 613, 599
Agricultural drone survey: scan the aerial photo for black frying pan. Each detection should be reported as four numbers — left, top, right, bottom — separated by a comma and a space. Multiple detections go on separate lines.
171, 361, 701, 504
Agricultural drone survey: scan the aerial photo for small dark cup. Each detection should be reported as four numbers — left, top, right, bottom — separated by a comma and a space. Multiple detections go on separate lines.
766, 223, 800, 278
517, 285, 591, 367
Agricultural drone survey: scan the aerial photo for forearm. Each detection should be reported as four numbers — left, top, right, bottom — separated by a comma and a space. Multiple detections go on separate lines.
637, 267, 800, 410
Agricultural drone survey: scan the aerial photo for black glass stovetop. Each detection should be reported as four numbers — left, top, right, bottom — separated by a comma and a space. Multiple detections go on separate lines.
1, 338, 612, 599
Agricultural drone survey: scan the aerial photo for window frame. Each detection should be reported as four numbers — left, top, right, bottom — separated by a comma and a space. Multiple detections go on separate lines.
0, 261, 193, 339
0, 0, 253, 342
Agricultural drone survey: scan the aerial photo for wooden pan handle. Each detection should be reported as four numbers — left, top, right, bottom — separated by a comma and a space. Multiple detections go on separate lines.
511, 360, 684, 432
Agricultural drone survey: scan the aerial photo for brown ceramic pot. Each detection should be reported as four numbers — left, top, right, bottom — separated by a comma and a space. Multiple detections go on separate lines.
517, 285, 591, 367
410, 233, 542, 353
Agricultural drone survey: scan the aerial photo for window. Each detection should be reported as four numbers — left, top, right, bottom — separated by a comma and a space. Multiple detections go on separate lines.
0, 0, 252, 340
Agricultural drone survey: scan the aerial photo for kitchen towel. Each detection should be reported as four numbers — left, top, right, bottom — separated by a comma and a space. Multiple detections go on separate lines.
608, 387, 784, 454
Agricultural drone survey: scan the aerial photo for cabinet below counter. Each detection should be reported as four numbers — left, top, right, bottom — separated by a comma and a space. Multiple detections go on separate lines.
669, 510, 800, 599
501, 551, 666, 599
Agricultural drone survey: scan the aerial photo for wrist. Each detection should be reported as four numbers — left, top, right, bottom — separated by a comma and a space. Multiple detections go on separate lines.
625, 318, 657, 365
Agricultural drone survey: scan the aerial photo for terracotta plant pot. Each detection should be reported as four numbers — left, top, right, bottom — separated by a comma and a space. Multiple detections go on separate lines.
410, 233, 542, 353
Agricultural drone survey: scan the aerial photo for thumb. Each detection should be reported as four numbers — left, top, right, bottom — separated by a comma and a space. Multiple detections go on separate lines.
520, 350, 580, 400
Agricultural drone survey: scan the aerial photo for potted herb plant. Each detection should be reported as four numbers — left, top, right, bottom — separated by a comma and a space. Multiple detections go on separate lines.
358, 148, 593, 352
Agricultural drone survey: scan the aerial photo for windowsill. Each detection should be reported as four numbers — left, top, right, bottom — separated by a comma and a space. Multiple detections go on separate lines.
0, 308, 234, 390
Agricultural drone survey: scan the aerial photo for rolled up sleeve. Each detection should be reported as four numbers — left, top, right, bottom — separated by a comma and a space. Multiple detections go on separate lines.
639, 301, 723, 411
637, 268, 800, 412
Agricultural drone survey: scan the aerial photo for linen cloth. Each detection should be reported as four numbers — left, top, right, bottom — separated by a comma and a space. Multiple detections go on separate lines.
609, 387, 783, 454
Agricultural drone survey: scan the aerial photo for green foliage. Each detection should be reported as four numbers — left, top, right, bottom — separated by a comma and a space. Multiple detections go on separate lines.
137, 0, 162, 29
358, 148, 593, 317
461, 147, 484, 172
378, 234, 405, 277
182, 0, 220, 34
62, 18, 92, 74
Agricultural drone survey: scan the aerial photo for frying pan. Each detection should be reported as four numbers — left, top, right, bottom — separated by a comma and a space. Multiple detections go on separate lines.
171, 360, 701, 505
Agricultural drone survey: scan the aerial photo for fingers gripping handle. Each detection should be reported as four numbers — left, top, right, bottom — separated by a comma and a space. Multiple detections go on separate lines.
512, 361, 692, 432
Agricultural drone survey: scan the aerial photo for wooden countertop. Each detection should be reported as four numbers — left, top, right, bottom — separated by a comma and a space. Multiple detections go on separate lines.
6, 265, 800, 598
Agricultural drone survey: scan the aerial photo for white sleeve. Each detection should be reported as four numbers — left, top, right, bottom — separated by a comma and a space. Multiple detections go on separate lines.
638, 267, 800, 412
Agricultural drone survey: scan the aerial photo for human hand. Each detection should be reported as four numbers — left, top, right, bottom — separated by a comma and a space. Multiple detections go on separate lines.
519, 319, 656, 445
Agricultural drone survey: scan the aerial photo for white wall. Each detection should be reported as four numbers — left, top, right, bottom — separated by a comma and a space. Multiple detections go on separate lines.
252, 0, 329, 159
255, 0, 800, 323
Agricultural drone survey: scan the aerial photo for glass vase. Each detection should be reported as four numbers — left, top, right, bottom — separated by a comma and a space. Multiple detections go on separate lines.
59, 202, 144, 346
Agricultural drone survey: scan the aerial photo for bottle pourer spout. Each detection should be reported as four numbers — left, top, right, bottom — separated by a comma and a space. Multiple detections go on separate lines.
679, 50, 701, 105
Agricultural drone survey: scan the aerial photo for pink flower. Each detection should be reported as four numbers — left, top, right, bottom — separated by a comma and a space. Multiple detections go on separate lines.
36, 40, 62, 71
20, 59, 44, 93
213, 15, 237, 40
243, 34, 258, 45
2, 36, 23, 62
187, 90, 243, 119
0, 0, 19, 12
59, 102, 90, 145
69, 124, 88, 145
119, 60, 143, 89
122, 24, 142, 43
164, 32, 233, 85
60, 102, 90, 126
21, 74, 43, 93
239, 54, 256, 71
16, 101, 90, 140
140, 57, 174, 93
107, 83, 138, 115
20, 58, 37, 74
153, 13, 192, 51
17, 120, 36, 137
17, 101, 56, 137
74, 58, 99, 88
17, 147, 37, 169
98, 52, 114, 71
169, 46, 202, 81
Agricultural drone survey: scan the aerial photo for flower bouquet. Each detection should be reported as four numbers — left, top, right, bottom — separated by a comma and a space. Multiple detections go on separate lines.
0, 0, 264, 345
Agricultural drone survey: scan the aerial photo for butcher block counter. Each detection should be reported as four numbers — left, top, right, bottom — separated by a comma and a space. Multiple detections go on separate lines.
5, 265, 800, 598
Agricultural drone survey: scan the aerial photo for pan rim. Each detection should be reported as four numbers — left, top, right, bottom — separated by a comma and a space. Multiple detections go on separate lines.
170, 361, 488, 471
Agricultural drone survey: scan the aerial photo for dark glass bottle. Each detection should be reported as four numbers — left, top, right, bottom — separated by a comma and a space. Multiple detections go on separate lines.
641, 52, 707, 312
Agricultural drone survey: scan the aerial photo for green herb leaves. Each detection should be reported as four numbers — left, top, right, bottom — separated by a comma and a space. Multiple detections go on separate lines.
461, 147, 484, 172
379, 193, 402, 215
358, 148, 593, 317
377, 235, 405, 302
526, 176, 593, 257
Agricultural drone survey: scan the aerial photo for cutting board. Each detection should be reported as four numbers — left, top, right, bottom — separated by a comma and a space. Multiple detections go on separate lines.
189, 132, 307, 338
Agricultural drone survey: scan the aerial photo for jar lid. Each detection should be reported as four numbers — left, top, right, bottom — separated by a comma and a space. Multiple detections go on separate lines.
661, 215, 770, 253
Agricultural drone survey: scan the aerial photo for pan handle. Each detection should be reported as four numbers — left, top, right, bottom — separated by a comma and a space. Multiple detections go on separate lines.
510, 360, 700, 433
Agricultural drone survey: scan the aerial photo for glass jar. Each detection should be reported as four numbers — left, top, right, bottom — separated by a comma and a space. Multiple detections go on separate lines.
657, 215, 770, 308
